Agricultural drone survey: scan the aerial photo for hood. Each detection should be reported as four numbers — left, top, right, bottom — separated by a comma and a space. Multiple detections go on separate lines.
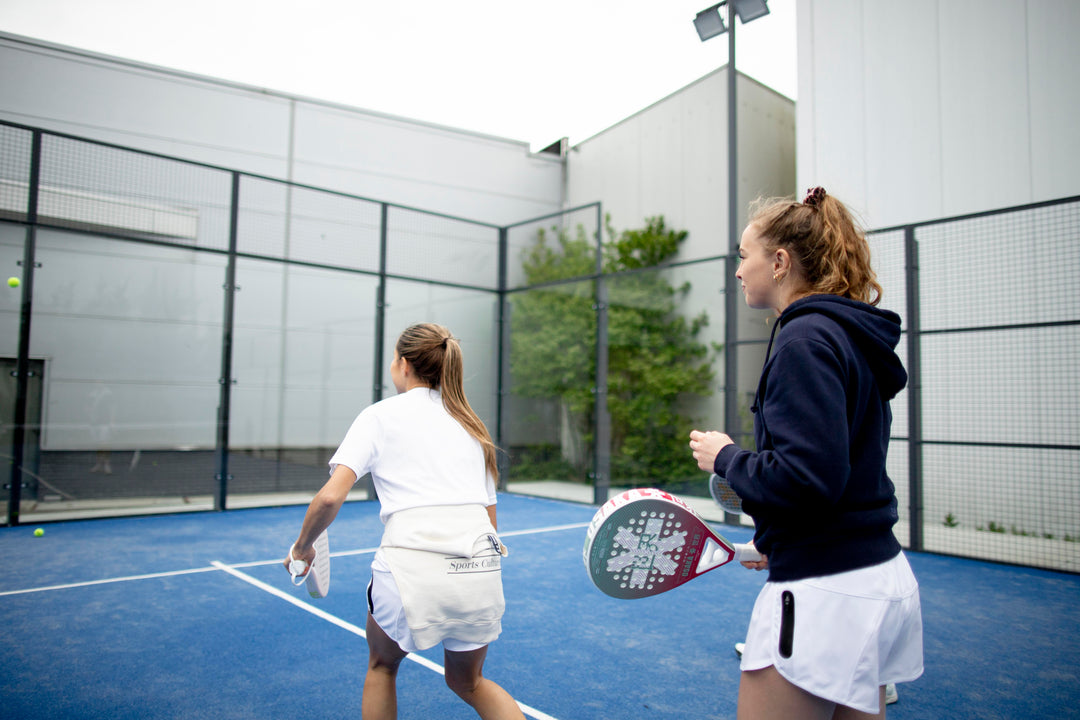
780, 295, 908, 400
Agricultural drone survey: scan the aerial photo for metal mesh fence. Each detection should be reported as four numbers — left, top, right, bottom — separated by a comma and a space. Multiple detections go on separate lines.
0, 125, 33, 223
891, 201, 1080, 571
38, 134, 232, 250
2, 120, 1077, 572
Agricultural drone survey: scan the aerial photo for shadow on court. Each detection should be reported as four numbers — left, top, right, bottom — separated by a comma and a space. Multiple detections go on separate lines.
1, 493, 1077, 719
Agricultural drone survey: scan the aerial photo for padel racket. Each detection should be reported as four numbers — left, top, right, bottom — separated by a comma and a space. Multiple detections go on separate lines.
709, 473, 743, 514
584, 488, 760, 600
289, 529, 330, 598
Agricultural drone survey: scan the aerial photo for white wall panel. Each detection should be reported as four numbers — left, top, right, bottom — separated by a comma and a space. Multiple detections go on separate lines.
1027, 0, 1080, 200
0, 37, 293, 178
939, 0, 1031, 214
799, 0, 1079, 228
568, 70, 794, 263
0, 34, 563, 226
799, 0, 868, 217
289, 103, 561, 225
862, 0, 944, 228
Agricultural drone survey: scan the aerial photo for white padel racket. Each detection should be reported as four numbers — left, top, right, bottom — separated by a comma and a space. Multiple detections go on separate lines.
709, 473, 743, 514
289, 529, 330, 598
584, 488, 760, 600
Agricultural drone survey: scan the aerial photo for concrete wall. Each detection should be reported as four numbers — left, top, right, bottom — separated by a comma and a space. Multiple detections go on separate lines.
566, 68, 796, 261
564, 67, 796, 438
796, 0, 1080, 229
0, 33, 564, 226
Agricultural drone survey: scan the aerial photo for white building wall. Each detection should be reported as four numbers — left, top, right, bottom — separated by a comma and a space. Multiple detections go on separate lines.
797, 0, 1080, 229
565, 68, 795, 438
0, 33, 563, 225
566, 68, 796, 259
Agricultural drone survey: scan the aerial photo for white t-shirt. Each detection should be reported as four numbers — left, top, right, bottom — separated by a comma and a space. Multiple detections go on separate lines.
329, 387, 497, 523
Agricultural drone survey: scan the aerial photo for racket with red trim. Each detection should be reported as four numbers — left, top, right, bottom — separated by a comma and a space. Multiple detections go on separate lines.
583, 488, 760, 600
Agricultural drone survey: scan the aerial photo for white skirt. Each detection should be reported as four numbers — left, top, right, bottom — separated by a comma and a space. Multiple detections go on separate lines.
740, 552, 924, 714
367, 560, 486, 653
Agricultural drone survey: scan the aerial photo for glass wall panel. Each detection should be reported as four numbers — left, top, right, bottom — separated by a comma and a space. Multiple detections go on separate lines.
386, 207, 499, 290
603, 264, 721, 491
16, 230, 227, 520
504, 279, 596, 486
0, 225, 28, 510
228, 259, 378, 502
236, 176, 382, 271
505, 205, 600, 289
382, 280, 499, 431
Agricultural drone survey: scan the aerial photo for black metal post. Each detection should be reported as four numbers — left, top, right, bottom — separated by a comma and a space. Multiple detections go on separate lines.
213, 172, 240, 512
904, 226, 924, 551
723, 3, 742, 524
6, 130, 41, 527
593, 203, 611, 505
496, 226, 510, 490
367, 203, 390, 502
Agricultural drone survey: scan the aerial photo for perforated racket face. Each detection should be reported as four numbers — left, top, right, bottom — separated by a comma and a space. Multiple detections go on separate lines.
584, 489, 721, 599
709, 473, 743, 514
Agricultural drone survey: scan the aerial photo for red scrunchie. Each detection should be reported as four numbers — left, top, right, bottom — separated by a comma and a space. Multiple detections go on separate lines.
803, 186, 827, 207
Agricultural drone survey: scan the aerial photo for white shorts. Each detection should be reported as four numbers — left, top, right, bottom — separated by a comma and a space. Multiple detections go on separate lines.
366, 563, 486, 654
740, 552, 924, 714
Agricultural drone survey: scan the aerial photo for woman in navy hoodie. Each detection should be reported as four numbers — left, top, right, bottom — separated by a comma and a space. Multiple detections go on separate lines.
690, 187, 923, 719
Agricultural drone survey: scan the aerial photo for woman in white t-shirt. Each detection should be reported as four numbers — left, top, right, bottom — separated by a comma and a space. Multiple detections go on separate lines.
285, 323, 524, 720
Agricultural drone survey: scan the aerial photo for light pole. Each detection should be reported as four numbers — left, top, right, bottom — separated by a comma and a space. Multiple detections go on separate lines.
694, 0, 769, 524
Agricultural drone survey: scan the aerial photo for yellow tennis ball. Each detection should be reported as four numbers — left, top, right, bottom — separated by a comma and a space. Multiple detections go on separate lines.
33, 528, 44, 537
7, 277, 19, 288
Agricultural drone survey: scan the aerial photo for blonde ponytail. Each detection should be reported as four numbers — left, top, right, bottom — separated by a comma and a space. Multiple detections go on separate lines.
396, 323, 500, 482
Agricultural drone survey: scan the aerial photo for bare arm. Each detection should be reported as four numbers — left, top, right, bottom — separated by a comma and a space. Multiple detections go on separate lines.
283, 464, 357, 571
486, 503, 497, 531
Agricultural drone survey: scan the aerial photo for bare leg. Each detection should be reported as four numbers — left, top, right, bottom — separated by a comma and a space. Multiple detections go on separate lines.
362, 613, 408, 720
833, 686, 886, 720
737, 666, 886, 720
443, 645, 525, 720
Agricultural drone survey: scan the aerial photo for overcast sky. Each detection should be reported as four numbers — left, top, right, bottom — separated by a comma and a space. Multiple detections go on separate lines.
0, 0, 797, 150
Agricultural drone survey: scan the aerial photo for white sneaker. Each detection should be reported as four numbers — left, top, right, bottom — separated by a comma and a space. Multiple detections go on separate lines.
734, 642, 745, 657
884, 683, 898, 705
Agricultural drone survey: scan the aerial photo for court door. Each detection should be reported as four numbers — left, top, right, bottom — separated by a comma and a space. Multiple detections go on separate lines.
0, 357, 44, 508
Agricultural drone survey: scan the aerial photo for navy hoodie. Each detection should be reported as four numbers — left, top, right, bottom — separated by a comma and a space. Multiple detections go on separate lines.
714, 294, 907, 581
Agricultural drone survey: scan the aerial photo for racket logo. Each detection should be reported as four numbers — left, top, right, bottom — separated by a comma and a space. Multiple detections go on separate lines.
605, 513, 687, 591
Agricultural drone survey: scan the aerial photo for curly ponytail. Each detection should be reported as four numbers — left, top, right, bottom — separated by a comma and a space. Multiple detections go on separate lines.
749, 187, 883, 306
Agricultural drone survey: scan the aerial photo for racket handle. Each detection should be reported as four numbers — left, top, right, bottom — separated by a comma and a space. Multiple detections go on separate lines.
734, 543, 762, 563
288, 546, 309, 586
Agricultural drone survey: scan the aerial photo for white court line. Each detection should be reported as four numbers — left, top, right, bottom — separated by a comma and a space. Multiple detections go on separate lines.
0, 521, 590, 596
501, 521, 590, 537
212, 560, 561, 720
0, 566, 217, 597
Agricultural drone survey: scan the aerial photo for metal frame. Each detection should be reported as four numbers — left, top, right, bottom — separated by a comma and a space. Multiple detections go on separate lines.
3, 120, 1079, 577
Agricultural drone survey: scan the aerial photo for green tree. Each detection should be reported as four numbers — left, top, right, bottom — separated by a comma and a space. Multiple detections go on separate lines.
509, 216, 714, 484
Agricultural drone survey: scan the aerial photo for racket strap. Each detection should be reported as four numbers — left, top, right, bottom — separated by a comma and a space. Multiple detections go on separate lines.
288, 546, 309, 586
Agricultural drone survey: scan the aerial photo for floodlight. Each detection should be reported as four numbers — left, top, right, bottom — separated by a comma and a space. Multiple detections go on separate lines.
733, 0, 770, 24
693, 4, 727, 42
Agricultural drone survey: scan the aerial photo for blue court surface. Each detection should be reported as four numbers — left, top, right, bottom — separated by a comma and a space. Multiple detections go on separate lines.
2, 492, 1079, 719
